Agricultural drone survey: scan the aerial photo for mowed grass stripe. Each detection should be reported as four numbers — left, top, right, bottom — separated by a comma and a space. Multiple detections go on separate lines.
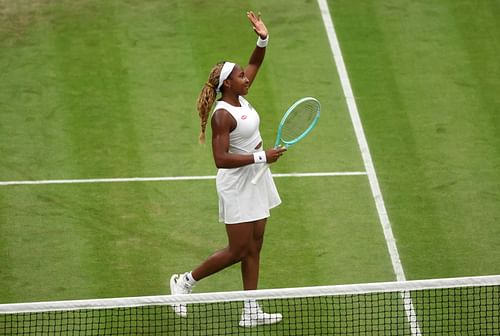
51, 1, 142, 178
330, 0, 500, 278
0, 2, 74, 181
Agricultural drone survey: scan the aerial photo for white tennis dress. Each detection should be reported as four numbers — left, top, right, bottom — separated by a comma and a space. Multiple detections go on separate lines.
213, 96, 281, 224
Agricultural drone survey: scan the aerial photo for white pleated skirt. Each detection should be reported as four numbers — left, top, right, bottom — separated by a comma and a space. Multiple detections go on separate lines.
216, 164, 281, 224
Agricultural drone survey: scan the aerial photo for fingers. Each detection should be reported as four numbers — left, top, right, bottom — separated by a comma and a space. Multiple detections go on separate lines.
276, 148, 286, 160
246, 11, 255, 23
276, 146, 287, 153
265, 147, 287, 163
247, 11, 263, 25
247, 11, 268, 38
274, 148, 286, 158
247, 11, 259, 22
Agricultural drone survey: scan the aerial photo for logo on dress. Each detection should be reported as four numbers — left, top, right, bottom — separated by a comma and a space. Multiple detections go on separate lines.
241, 115, 248, 120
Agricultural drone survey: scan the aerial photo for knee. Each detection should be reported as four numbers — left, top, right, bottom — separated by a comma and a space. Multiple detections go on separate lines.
227, 232, 265, 262
242, 239, 263, 259
229, 241, 262, 262
228, 245, 250, 262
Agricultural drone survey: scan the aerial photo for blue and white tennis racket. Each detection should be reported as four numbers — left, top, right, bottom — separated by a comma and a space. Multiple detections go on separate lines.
251, 97, 321, 184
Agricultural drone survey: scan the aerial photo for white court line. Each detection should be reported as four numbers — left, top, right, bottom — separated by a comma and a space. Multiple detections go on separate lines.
317, 1, 422, 335
0, 171, 367, 186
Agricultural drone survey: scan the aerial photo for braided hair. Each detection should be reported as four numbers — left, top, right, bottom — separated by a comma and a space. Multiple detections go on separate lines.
196, 62, 225, 144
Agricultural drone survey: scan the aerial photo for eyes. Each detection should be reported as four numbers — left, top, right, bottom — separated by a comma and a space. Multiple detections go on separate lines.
228, 67, 248, 83
228, 71, 248, 83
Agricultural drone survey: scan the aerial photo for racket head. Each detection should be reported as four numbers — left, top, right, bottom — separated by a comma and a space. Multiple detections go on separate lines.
275, 97, 321, 147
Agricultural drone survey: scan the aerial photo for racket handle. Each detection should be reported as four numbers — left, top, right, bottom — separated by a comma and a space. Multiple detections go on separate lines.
251, 164, 269, 185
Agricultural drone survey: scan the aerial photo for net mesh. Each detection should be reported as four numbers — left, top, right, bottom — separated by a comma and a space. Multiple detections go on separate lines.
280, 99, 319, 143
1, 276, 499, 335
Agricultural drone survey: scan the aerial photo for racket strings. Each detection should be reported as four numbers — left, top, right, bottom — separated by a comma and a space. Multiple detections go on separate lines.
281, 101, 319, 142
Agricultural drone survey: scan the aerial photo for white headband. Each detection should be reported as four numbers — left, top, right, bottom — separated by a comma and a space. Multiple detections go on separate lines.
217, 62, 236, 92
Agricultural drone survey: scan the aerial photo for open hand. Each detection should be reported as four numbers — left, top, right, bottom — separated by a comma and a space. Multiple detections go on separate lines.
247, 11, 268, 39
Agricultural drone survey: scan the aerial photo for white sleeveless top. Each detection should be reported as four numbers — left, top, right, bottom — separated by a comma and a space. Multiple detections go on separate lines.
212, 96, 281, 224
213, 96, 262, 154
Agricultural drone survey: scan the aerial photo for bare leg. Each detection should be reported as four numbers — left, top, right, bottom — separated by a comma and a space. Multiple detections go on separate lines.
191, 221, 260, 281
241, 218, 266, 290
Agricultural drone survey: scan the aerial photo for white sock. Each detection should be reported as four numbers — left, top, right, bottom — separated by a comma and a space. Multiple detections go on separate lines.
184, 272, 197, 287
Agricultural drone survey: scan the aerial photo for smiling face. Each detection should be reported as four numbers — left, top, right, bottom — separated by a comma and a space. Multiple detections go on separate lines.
224, 64, 250, 96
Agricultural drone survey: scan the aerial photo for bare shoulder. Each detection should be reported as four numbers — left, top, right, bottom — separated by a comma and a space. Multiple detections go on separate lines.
212, 108, 236, 132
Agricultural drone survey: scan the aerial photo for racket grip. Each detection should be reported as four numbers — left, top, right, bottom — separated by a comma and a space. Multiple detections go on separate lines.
251, 164, 269, 184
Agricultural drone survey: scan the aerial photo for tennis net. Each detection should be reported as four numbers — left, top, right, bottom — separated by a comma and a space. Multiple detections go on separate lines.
1, 275, 499, 335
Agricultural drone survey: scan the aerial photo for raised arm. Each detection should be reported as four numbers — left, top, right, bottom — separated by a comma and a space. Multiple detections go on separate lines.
245, 11, 269, 87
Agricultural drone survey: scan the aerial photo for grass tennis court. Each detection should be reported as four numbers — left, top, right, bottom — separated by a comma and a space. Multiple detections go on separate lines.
1, 0, 499, 325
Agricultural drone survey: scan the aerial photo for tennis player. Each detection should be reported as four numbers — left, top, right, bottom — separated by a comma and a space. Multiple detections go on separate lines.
170, 11, 286, 327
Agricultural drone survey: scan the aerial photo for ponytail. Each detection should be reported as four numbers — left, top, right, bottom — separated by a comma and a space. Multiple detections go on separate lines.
196, 62, 224, 144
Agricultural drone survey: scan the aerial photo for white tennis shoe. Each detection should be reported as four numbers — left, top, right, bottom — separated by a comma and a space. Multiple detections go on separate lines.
239, 306, 283, 327
169, 273, 192, 317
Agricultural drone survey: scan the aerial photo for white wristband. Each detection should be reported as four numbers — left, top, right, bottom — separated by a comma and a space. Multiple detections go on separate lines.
256, 35, 269, 48
253, 151, 267, 163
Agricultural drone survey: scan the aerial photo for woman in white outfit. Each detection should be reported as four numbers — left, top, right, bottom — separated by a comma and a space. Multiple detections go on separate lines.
170, 11, 287, 327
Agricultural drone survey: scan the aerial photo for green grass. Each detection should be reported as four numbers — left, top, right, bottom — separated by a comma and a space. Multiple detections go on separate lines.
0, 0, 372, 304
330, 0, 500, 279
0, 1, 499, 331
